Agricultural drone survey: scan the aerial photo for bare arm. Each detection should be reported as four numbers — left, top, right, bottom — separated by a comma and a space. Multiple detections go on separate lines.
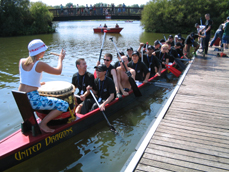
143, 72, 150, 83
100, 93, 114, 111
37, 49, 66, 75
111, 69, 119, 94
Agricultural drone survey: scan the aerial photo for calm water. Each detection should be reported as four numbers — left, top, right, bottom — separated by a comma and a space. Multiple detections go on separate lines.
1, 20, 174, 172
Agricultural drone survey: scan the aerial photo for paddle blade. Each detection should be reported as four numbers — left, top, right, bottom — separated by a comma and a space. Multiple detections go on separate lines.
174, 58, 186, 71
128, 77, 142, 97
165, 64, 181, 77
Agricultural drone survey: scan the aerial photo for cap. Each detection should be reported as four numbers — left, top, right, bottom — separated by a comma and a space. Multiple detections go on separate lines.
227, 16, 229, 20
176, 42, 182, 47
94, 64, 107, 72
28, 39, 48, 56
147, 45, 155, 50
195, 23, 199, 27
154, 40, 160, 46
168, 35, 173, 38
118, 52, 125, 56
127, 47, 133, 51
132, 51, 139, 56
177, 37, 182, 40
160, 39, 165, 43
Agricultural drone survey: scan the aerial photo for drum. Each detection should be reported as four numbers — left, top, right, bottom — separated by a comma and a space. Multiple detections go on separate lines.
35, 81, 75, 124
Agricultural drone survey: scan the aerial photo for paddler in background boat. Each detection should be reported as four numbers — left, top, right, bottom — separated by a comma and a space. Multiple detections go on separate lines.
80, 64, 116, 113
138, 43, 161, 77
18, 39, 68, 133
128, 51, 150, 84
72, 58, 95, 113
153, 44, 170, 70
97, 53, 119, 96
116, 56, 136, 96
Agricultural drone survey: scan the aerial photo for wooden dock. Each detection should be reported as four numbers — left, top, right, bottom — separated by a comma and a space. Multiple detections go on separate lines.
124, 48, 229, 172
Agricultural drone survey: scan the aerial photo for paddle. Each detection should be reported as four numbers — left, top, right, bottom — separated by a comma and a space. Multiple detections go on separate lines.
94, 30, 107, 78
165, 64, 181, 77
109, 37, 142, 97
163, 34, 167, 41
173, 58, 186, 71
89, 89, 117, 132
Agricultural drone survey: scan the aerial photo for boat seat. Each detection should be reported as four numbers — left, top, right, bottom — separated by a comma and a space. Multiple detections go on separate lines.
12, 90, 41, 136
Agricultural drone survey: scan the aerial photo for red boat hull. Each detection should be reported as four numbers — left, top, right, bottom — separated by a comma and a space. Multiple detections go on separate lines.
93, 27, 123, 33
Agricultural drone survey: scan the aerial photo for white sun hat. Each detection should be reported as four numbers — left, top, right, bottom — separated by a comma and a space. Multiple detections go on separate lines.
28, 39, 48, 56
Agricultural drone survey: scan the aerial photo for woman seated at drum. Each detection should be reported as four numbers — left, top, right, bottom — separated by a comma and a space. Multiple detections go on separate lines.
18, 39, 68, 133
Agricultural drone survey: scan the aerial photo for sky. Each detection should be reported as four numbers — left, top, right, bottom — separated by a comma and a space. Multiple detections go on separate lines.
29, 0, 150, 7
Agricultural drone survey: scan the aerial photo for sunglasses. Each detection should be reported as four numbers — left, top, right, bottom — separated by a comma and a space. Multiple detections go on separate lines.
103, 59, 110, 62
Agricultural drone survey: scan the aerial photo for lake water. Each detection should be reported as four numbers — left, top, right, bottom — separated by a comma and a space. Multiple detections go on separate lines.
1, 20, 175, 172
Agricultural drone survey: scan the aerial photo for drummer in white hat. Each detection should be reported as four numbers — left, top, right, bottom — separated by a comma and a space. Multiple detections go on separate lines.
18, 39, 68, 133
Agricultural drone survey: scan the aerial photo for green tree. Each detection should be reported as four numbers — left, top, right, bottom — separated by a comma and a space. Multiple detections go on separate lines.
29, 2, 54, 34
141, 0, 229, 34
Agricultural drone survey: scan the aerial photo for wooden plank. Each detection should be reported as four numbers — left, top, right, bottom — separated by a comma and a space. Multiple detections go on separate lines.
142, 153, 228, 172
156, 126, 229, 145
145, 148, 229, 170
137, 157, 200, 172
150, 139, 229, 159
136, 162, 172, 172
148, 144, 229, 164
158, 122, 229, 138
157, 124, 229, 144
161, 118, 229, 133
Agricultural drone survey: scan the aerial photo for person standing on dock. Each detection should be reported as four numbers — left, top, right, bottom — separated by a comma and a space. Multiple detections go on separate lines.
18, 39, 68, 133
222, 17, 229, 51
200, 13, 213, 55
72, 58, 95, 113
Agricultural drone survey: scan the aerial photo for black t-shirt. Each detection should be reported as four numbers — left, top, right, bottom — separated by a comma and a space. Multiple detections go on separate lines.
168, 48, 178, 62
185, 34, 199, 45
205, 19, 213, 35
126, 55, 132, 62
154, 50, 170, 68
72, 71, 95, 97
105, 64, 115, 79
128, 60, 149, 81
143, 54, 160, 76
175, 48, 183, 58
94, 76, 116, 100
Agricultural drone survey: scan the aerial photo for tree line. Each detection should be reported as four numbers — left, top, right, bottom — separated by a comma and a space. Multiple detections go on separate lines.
141, 0, 229, 34
0, 0, 54, 37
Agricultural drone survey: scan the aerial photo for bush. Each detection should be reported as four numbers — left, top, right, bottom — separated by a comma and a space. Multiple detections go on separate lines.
141, 0, 229, 34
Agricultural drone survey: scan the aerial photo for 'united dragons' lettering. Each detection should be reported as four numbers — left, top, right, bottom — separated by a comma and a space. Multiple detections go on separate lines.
45, 127, 73, 146
14, 127, 73, 161
15, 143, 42, 161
